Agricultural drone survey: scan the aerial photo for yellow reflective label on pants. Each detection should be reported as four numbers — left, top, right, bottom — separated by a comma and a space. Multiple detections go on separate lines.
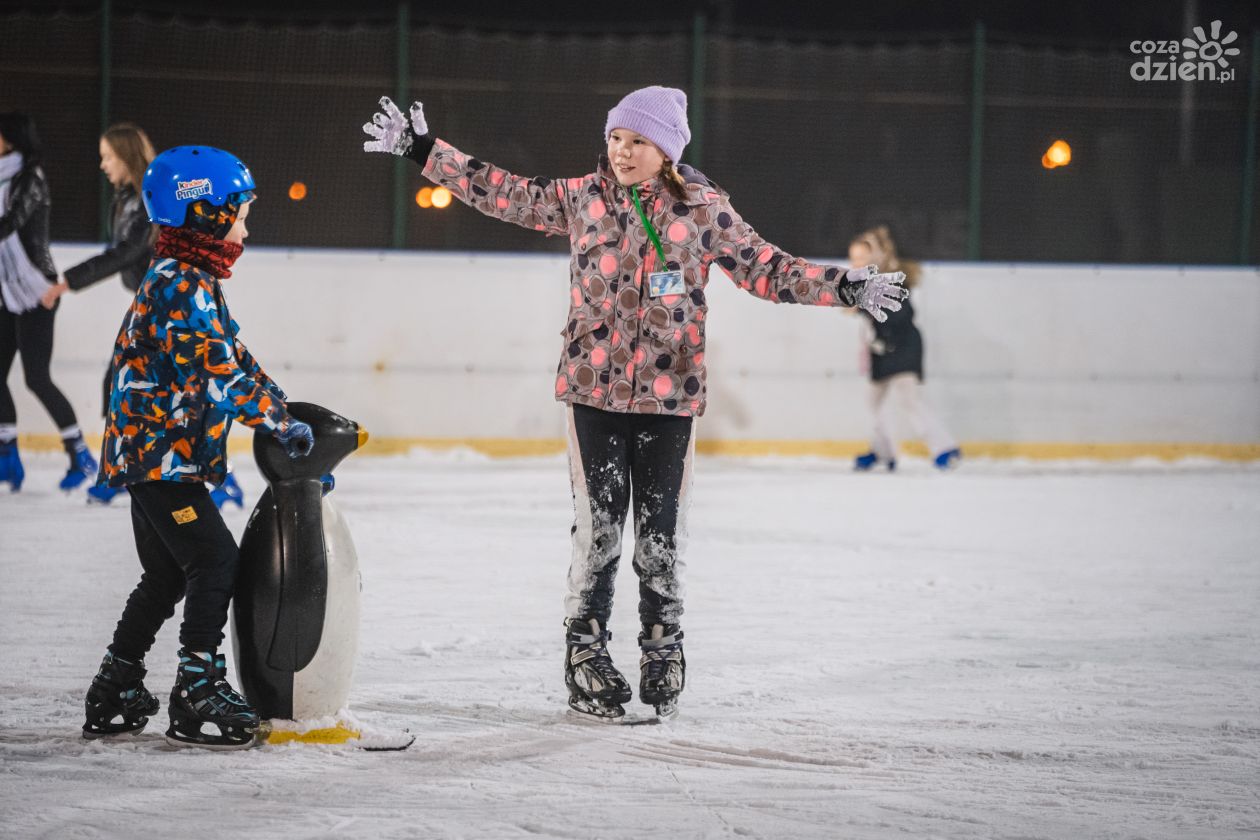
171, 506, 198, 525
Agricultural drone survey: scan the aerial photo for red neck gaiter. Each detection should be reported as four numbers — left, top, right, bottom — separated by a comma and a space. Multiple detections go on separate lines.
155, 227, 244, 279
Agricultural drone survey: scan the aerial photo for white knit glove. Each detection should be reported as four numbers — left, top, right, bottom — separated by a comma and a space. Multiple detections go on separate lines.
362, 96, 429, 156
844, 264, 908, 323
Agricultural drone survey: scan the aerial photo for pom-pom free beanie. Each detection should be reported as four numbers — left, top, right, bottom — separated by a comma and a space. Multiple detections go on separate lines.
604, 86, 691, 163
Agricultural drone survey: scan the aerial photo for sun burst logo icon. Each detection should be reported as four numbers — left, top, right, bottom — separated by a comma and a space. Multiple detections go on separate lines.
1182, 20, 1240, 68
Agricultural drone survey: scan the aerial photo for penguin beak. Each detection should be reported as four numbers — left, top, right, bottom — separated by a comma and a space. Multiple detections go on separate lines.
356, 427, 370, 450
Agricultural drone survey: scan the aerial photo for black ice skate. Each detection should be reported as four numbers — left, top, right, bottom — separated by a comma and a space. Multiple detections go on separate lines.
564, 618, 633, 721
82, 651, 160, 739
166, 649, 259, 750
639, 624, 685, 719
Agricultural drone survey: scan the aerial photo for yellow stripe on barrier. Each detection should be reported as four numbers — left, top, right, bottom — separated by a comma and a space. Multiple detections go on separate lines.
16, 434, 1260, 462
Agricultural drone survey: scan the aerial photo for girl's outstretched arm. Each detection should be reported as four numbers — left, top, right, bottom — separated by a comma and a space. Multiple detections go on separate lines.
711, 196, 907, 322
362, 95, 572, 236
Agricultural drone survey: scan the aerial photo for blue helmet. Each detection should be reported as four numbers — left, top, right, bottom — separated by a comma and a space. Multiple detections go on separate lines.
142, 146, 255, 226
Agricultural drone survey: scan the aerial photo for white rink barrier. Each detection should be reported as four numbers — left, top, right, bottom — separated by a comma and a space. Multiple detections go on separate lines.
12, 245, 1259, 458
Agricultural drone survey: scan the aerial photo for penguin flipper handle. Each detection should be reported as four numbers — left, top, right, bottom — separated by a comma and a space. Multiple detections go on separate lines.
265, 479, 328, 672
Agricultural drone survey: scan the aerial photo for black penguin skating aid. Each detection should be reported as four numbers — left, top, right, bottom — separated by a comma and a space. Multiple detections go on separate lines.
82, 652, 160, 738
564, 618, 633, 721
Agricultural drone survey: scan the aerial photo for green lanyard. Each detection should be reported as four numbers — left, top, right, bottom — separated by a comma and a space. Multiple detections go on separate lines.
630, 185, 668, 268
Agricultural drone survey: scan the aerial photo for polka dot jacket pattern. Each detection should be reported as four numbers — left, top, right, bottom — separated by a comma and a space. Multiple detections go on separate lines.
422, 139, 852, 418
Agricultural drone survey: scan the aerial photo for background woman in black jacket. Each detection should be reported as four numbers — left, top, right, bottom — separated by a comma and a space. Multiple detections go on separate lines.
42, 122, 155, 319
41, 123, 158, 504
0, 112, 96, 492
849, 226, 961, 471
42, 122, 156, 408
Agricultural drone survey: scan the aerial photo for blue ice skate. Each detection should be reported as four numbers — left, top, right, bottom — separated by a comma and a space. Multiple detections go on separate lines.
86, 485, 123, 505
60, 442, 98, 491
210, 471, 244, 510
854, 452, 896, 472
933, 448, 962, 470
0, 440, 24, 492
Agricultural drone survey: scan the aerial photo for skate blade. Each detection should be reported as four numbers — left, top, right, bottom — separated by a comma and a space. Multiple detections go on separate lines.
82, 725, 147, 741
164, 732, 257, 751
566, 697, 625, 724
654, 701, 680, 720
566, 709, 626, 725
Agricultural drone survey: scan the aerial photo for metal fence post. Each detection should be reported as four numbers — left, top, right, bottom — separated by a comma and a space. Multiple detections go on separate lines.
966, 20, 985, 261
392, 1, 410, 249
1239, 30, 1259, 265
690, 9, 707, 168
98, 0, 112, 242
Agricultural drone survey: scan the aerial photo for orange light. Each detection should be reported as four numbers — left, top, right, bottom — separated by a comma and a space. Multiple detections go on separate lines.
415, 187, 433, 208
1041, 140, 1072, 169
288, 181, 307, 201
431, 187, 452, 209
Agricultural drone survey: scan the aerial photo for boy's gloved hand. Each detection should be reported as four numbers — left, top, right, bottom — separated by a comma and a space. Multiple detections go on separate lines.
362, 96, 429, 156
842, 264, 909, 323
276, 420, 314, 459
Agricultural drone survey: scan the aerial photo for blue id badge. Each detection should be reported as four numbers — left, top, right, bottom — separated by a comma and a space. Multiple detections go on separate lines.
648, 270, 685, 298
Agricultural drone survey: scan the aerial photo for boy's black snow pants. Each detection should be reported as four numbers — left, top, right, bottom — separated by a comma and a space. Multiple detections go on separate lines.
109, 480, 240, 659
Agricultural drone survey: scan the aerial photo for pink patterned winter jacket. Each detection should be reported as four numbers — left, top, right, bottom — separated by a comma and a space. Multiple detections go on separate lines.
422, 139, 855, 417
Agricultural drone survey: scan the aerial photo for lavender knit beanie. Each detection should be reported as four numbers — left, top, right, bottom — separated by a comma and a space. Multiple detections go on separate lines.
604, 86, 691, 163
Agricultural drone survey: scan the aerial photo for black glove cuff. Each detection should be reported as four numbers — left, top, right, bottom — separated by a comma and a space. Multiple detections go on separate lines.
838, 279, 861, 307
403, 132, 436, 165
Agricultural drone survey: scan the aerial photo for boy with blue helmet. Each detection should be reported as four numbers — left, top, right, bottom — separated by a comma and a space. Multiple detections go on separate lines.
83, 145, 315, 749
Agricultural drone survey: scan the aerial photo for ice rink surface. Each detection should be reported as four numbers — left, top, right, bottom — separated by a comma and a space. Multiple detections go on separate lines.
1, 451, 1257, 839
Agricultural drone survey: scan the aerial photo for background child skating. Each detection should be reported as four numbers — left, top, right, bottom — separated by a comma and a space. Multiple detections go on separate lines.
0, 112, 97, 492
363, 87, 907, 720
849, 225, 960, 471
83, 145, 314, 749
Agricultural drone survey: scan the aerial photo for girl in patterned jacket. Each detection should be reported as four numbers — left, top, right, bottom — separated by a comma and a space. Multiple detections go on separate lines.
363, 87, 907, 720
82, 146, 314, 749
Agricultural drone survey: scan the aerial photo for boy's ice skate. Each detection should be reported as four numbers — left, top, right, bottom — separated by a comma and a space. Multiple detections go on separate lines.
639, 624, 685, 719
564, 618, 632, 721
166, 649, 259, 750
82, 651, 160, 738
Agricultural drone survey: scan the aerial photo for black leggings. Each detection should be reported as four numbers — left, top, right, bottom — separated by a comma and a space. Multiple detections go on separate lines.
0, 301, 78, 430
565, 403, 694, 627
109, 481, 241, 659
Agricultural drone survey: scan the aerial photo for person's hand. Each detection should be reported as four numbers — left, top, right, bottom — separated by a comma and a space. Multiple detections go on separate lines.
362, 96, 428, 156
843, 264, 908, 323
276, 420, 314, 459
41, 279, 68, 309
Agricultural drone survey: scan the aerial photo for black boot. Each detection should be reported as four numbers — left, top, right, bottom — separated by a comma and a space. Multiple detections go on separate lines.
564, 618, 632, 720
83, 651, 160, 738
639, 624, 685, 719
166, 649, 259, 750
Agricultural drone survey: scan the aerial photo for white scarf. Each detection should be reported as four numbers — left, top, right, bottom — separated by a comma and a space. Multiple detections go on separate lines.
0, 152, 54, 313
